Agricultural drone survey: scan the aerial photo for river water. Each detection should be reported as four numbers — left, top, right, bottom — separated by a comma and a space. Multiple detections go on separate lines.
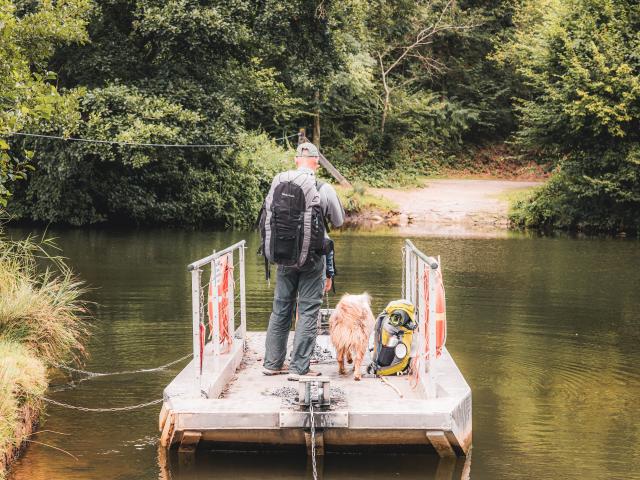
7, 228, 640, 480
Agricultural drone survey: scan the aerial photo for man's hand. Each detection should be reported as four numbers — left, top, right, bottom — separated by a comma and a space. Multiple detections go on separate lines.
324, 277, 332, 293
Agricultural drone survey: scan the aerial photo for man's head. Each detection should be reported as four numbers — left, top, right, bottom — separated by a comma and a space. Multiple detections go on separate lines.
295, 142, 320, 171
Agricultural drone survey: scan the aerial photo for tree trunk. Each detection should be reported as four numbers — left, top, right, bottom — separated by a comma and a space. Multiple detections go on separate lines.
378, 53, 390, 135
381, 88, 390, 135
313, 90, 321, 149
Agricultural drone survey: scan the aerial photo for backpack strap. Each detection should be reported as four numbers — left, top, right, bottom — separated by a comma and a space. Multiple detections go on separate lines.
254, 203, 265, 231
315, 179, 331, 234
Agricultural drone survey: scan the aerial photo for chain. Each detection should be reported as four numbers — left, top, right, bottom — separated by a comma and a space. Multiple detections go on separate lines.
42, 396, 163, 412
309, 400, 318, 480
50, 353, 192, 378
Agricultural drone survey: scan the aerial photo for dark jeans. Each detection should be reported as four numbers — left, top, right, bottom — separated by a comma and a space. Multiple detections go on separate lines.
264, 257, 325, 375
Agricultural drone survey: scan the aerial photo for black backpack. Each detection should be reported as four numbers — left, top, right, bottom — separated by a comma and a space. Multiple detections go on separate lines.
258, 170, 329, 276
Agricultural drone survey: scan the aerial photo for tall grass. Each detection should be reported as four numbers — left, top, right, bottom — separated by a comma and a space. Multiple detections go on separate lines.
0, 235, 88, 364
0, 233, 89, 477
0, 342, 47, 457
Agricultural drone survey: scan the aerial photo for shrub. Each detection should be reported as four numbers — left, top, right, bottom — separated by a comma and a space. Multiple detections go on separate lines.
501, 0, 640, 233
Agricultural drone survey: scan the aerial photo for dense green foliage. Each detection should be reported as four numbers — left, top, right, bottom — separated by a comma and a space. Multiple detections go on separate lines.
4, 0, 525, 226
0, 0, 90, 205
1, 0, 639, 232
503, 0, 640, 233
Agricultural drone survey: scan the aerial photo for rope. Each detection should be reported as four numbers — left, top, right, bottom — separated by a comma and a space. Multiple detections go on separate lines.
3, 132, 298, 148
42, 396, 163, 412
50, 353, 192, 378
379, 375, 403, 398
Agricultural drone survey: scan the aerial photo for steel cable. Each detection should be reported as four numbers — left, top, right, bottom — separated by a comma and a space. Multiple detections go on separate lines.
42, 396, 163, 412
50, 353, 192, 378
3, 132, 298, 148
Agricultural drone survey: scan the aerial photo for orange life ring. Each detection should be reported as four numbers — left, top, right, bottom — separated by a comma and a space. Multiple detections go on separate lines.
423, 266, 447, 357
208, 256, 234, 354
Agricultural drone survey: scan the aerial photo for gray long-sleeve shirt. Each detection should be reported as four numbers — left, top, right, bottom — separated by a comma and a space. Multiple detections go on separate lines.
297, 167, 345, 228
318, 182, 344, 228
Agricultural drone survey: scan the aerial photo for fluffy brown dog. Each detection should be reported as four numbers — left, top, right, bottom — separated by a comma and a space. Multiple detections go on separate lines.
329, 293, 375, 381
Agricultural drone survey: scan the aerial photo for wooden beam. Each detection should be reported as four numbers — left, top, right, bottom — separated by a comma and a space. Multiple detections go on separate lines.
319, 153, 352, 188
298, 128, 352, 188
160, 412, 175, 448
178, 430, 202, 454
158, 404, 169, 432
304, 430, 324, 456
427, 430, 456, 458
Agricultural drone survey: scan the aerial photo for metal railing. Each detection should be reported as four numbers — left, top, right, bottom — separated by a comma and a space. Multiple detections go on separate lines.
187, 240, 247, 386
403, 240, 440, 399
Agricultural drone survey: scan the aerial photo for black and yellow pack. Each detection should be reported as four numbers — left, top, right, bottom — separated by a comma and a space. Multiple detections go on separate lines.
367, 300, 417, 376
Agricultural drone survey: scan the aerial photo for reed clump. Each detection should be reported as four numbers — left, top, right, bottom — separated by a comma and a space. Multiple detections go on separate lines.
0, 236, 88, 364
0, 234, 88, 478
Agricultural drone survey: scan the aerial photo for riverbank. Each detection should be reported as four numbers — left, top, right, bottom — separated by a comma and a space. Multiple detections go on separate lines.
0, 236, 87, 479
0, 344, 46, 480
1, 404, 41, 480
340, 178, 543, 236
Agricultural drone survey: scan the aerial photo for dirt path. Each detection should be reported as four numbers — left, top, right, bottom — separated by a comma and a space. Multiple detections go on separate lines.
373, 179, 543, 236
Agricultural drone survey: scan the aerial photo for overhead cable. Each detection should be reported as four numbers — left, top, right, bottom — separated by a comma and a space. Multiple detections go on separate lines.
4, 131, 298, 148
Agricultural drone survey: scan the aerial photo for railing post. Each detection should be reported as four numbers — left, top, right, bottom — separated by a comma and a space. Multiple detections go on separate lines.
426, 265, 438, 399
191, 269, 201, 387
211, 258, 220, 361
412, 258, 416, 303
404, 246, 411, 299
412, 255, 419, 305
239, 244, 247, 340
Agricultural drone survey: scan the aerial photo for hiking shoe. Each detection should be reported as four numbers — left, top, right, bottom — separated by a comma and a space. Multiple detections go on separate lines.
262, 365, 289, 376
287, 369, 322, 381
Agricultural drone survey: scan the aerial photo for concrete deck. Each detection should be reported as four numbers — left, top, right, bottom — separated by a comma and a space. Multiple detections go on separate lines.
160, 332, 471, 456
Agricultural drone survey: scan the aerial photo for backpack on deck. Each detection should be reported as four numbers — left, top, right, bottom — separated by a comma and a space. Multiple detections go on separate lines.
258, 170, 329, 277
367, 300, 417, 376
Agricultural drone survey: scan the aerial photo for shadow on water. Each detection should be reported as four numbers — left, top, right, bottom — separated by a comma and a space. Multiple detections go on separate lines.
158, 445, 472, 480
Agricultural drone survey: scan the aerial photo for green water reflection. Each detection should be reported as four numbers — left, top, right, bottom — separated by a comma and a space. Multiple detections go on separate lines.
7, 228, 640, 480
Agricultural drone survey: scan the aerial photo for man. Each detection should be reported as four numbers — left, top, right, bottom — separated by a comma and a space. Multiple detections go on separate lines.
262, 141, 344, 380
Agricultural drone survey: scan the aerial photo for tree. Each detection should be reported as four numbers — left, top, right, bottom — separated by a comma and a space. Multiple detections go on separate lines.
374, 0, 471, 133
503, 0, 640, 233
0, 0, 90, 206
